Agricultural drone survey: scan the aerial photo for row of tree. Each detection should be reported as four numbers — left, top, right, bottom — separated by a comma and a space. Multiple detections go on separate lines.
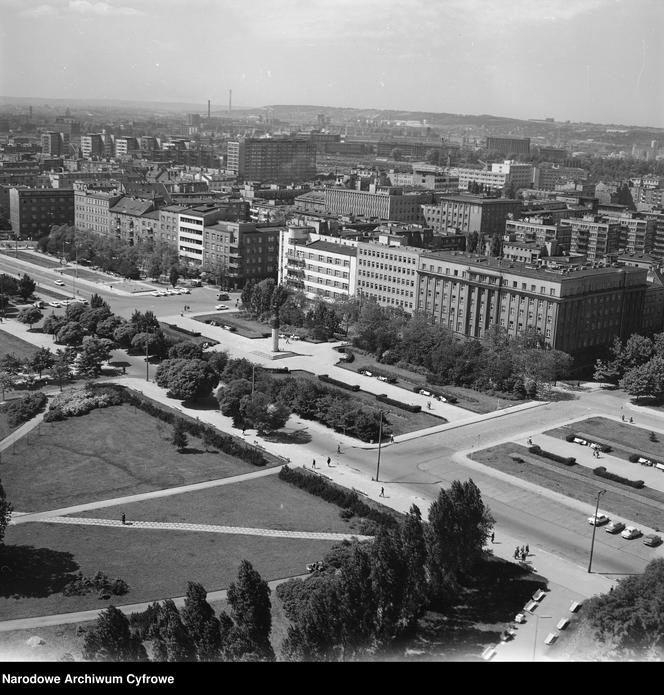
83, 561, 274, 662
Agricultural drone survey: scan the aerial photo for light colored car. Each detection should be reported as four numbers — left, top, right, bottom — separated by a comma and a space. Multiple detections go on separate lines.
48, 301, 61, 307
54, 280, 66, 286
643, 534, 662, 547
215, 304, 228, 310
621, 526, 642, 540
419, 389, 432, 396
180, 288, 191, 294
605, 521, 625, 534
588, 513, 610, 526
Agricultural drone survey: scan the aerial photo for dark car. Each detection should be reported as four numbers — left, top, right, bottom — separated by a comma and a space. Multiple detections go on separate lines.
643, 534, 663, 547
217, 293, 230, 301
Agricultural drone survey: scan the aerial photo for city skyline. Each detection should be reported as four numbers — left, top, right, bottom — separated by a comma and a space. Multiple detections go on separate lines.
0, 0, 662, 128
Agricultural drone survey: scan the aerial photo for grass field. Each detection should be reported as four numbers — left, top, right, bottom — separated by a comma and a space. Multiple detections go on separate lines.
0, 250, 62, 269
274, 369, 445, 436
546, 417, 664, 462
0, 522, 337, 620
71, 476, 363, 534
194, 312, 270, 339
470, 442, 664, 530
0, 404, 280, 513
0, 329, 39, 360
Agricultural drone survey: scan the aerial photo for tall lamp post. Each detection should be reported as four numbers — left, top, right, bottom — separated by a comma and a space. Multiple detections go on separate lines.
375, 409, 384, 482
587, 488, 606, 573
530, 614, 552, 662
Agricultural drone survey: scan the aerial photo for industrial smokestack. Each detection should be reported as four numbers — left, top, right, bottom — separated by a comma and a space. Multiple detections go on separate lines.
228, 89, 232, 113
207, 100, 211, 119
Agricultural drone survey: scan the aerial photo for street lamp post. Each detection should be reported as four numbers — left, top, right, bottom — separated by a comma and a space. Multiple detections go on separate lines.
375, 409, 383, 482
587, 489, 607, 573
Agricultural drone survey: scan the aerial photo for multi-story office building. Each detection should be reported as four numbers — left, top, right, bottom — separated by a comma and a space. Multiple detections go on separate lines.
533, 163, 589, 190
9, 186, 74, 237
486, 136, 531, 155
41, 131, 68, 157
80, 134, 105, 159
452, 161, 533, 192
356, 241, 421, 312
505, 217, 571, 251
203, 221, 280, 289
114, 137, 140, 158
157, 205, 189, 247
323, 185, 431, 223
74, 183, 123, 235
561, 215, 621, 261
278, 226, 358, 301
227, 137, 317, 183
177, 205, 226, 265
646, 211, 664, 262
415, 250, 647, 363
422, 194, 522, 236
598, 210, 655, 255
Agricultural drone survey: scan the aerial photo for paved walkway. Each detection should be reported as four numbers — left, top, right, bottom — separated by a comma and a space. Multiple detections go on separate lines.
26, 515, 372, 542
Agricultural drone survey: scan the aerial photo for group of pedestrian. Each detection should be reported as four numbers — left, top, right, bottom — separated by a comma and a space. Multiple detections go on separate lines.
592, 445, 601, 458
514, 544, 529, 561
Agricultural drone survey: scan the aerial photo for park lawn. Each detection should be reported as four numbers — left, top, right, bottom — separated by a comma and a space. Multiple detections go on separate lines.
337, 352, 527, 414
70, 476, 363, 534
0, 522, 337, 620
274, 369, 445, 437
545, 417, 664, 462
0, 329, 39, 361
0, 404, 280, 513
1, 250, 62, 269
470, 442, 664, 530
194, 312, 270, 339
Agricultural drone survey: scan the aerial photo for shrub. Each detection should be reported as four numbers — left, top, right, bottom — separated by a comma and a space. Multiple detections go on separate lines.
528, 445, 576, 466
593, 466, 645, 489
63, 571, 129, 597
375, 393, 421, 413
168, 324, 201, 337
565, 433, 577, 442
2, 392, 48, 428
339, 508, 354, 520
628, 453, 641, 463
278, 465, 397, 529
48, 386, 122, 418
318, 374, 360, 392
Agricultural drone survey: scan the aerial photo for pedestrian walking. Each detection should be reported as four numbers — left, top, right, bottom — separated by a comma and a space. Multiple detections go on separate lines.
327, 456, 331, 466
380, 487, 384, 497
337, 443, 341, 454
491, 532, 495, 543
621, 414, 625, 421
390, 433, 395, 443
121, 513, 126, 525
312, 459, 316, 468
527, 437, 533, 446
521, 551, 527, 562
525, 544, 529, 554
427, 401, 432, 410
630, 417, 634, 423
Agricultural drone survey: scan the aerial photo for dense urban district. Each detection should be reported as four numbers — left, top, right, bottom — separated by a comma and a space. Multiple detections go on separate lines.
1, 101, 664, 662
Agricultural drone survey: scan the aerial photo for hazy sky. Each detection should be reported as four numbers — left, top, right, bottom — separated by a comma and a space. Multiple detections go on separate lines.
1, 0, 662, 127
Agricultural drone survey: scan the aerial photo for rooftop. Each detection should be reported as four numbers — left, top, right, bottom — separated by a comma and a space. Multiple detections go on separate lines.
304, 240, 357, 257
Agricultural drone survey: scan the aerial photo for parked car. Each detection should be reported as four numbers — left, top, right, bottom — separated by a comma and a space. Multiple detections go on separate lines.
33, 301, 44, 309
48, 301, 61, 307
377, 375, 388, 382
605, 521, 626, 534
588, 513, 610, 526
418, 389, 432, 397
217, 293, 230, 301
359, 370, 373, 377
54, 280, 66, 286
643, 534, 663, 547
215, 305, 229, 310
621, 526, 642, 540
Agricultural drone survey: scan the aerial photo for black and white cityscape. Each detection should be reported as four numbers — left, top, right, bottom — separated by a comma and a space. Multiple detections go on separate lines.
0, 0, 663, 669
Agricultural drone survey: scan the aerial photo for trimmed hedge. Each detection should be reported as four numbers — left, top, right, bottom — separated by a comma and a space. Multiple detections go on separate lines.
318, 374, 360, 392
629, 454, 641, 463
278, 465, 397, 528
3, 392, 48, 428
593, 466, 645, 489
262, 366, 290, 374
167, 324, 201, 337
90, 384, 267, 467
565, 433, 576, 442
375, 393, 421, 413
528, 445, 576, 466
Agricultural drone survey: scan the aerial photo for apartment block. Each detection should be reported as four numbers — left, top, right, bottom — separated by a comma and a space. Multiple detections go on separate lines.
227, 137, 317, 183
422, 194, 522, 236
561, 216, 621, 261
74, 183, 123, 235
486, 137, 531, 155
323, 185, 431, 223
9, 186, 74, 237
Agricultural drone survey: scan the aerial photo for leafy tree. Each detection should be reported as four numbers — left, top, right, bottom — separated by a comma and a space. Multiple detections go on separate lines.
270, 284, 290, 315
239, 392, 291, 435
113, 322, 138, 349
180, 582, 221, 661
142, 600, 195, 662
0, 478, 12, 546
169, 266, 180, 288
250, 279, 276, 318
0, 371, 14, 401
400, 505, 428, 625
56, 321, 84, 346
51, 349, 72, 391
79, 307, 112, 334
82, 606, 147, 662
155, 359, 220, 402
168, 341, 204, 360
489, 233, 502, 257
426, 479, 494, 597
64, 302, 87, 323
466, 231, 480, 253
619, 356, 664, 401
17, 273, 36, 301
0, 353, 24, 375
89, 293, 110, 310
146, 255, 162, 280
131, 310, 160, 334
95, 314, 123, 340
17, 306, 43, 329
171, 420, 188, 451
217, 379, 253, 423
226, 560, 274, 659
30, 347, 54, 377
0, 274, 18, 296
241, 280, 255, 310
206, 350, 229, 377
77, 337, 114, 378
131, 331, 164, 356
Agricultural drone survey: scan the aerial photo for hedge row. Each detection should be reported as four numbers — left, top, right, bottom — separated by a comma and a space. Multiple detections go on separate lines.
528, 445, 576, 466
565, 433, 612, 452
411, 384, 458, 403
593, 466, 645, 489
262, 366, 290, 374
2, 392, 48, 428
278, 465, 396, 528
357, 366, 396, 383
375, 393, 421, 413
167, 324, 201, 337
318, 374, 360, 392
92, 384, 267, 467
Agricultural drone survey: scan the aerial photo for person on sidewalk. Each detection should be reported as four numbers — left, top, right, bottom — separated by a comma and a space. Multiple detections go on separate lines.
312, 459, 316, 468
337, 443, 341, 454
380, 487, 384, 497
527, 437, 533, 446
525, 544, 529, 554
390, 434, 395, 443
121, 513, 126, 525
327, 456, 331, 466
491, 532, 495, 543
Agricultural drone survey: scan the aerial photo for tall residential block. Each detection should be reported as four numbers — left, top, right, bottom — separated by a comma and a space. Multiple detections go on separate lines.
227, 137, 317, 183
